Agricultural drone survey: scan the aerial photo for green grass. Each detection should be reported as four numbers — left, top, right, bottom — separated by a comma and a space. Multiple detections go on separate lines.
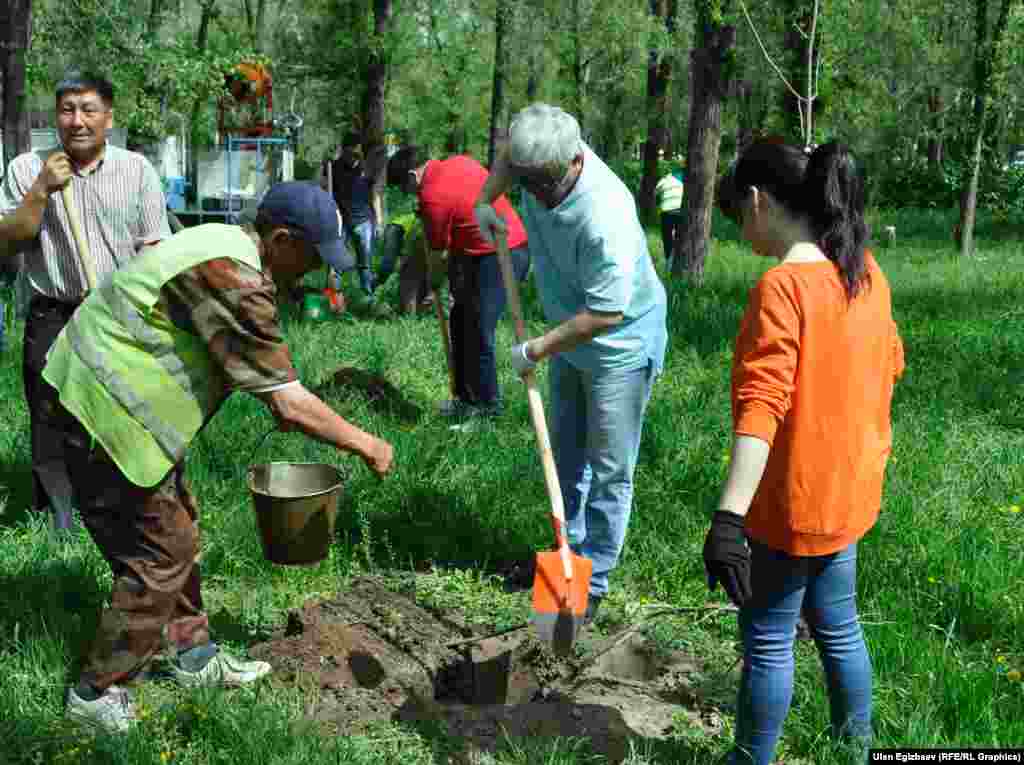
1, 209, 1023, 763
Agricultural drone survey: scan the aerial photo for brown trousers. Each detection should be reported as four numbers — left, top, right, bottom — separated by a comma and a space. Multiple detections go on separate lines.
63, 411, 211, 690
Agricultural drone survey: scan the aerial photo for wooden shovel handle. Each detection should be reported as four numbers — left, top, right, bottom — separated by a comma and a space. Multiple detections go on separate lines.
495, 231, 575, 585
421, 218, 456, 396
61, 184, 96, 292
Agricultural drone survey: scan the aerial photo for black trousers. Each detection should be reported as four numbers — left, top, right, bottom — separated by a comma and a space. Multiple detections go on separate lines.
447, 248, 530, 408
660, 211, 683, 264
23, 294, 80, 515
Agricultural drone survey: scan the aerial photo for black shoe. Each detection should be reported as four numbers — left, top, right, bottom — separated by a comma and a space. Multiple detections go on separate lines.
502, 557, 537, 593
583, 595, 603, 626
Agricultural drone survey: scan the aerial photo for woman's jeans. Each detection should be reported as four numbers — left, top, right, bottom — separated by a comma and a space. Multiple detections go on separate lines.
347, 220, 376, 295
448, 246, 530, 409
731, 540, 873, 765
323, 220, 377, 295
548, 357, 657, 597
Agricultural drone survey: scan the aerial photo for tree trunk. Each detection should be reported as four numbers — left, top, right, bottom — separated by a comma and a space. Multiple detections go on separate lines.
927, 88, 944, 170
1, 0, 33, 168
735, 79, 756, 162
487, 0, 508, 167
672, 10, 735, 285
571, 0, 585, 128
242, 0, 270, 52
638, 0, 677, 224
361, 0, 392, 203
187, 0, 217, 205
958, 125, 983, 257
147, 0, 165, 39
957, 0, 1017, 257
526, 45, 540, 101
780, 0, 820, 145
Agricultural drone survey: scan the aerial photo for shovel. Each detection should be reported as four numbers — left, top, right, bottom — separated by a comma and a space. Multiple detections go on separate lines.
38, 179, 96, 534
420, 216, 456, 397
61, 182, 97, 292
495, 230, 592, 656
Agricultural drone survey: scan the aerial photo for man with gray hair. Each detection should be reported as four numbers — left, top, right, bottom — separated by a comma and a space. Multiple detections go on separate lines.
474, 102, 667, 622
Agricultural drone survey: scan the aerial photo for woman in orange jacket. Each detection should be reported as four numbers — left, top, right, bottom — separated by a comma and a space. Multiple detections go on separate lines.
703, 141, 905, 765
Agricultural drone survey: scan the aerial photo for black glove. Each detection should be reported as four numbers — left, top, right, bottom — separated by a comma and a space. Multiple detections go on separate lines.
703, 511, 752, 607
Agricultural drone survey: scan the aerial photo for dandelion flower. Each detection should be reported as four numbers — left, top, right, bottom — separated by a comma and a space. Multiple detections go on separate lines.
997, 655, 1007, 664
1010, 505, 1021, 514
161, 752, 172, 763
1008, 669, 1022, 682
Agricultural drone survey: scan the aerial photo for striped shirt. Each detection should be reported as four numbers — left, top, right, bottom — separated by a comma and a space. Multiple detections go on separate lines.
0, 144, 171, 302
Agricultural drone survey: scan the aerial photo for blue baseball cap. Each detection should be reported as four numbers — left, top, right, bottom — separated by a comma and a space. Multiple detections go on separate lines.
256, 181, 346, 268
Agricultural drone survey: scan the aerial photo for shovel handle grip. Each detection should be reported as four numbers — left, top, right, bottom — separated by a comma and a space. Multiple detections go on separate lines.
496, 231, 575, 585
61, 184, 97, 293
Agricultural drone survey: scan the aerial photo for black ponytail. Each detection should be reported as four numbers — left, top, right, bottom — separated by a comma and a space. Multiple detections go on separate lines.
803, 142, 870, 300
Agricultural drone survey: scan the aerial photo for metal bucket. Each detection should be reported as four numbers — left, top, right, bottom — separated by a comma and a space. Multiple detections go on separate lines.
247, 462, 343, 565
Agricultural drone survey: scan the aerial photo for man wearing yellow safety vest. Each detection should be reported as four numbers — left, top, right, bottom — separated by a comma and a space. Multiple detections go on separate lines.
42, 182, 394, 733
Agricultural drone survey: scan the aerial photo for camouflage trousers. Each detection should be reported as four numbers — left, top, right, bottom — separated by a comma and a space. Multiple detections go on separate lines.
64, 413, 211, 691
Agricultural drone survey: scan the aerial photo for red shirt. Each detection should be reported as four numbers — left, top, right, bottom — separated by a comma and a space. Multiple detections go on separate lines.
418, 155, 527, 256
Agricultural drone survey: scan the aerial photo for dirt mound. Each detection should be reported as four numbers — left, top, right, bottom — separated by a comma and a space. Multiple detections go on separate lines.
250, 577, 732, 762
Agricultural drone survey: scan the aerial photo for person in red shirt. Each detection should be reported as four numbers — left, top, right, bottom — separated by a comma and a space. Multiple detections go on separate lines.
704, 140, 905, 765
386, 146, 529, 420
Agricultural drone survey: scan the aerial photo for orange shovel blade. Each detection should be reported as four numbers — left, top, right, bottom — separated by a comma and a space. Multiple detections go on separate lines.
531, 550, 592, 654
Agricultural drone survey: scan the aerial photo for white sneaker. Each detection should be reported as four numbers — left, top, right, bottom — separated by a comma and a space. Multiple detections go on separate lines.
172, 649, 272, 687
66, 685, 137, 733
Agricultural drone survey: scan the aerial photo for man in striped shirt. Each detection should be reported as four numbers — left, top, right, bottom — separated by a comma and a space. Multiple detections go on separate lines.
0, 70, 170, 531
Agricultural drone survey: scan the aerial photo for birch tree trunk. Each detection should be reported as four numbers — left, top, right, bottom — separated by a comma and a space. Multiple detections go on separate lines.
957, 0, 1018, 257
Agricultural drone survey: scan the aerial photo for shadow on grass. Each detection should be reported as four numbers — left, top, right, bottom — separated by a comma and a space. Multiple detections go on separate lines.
311, 366, 423, 425
0, 554, 105, 681
335, 485, 535, 574
0, 455, 34, 528
896, 320, 1024, 426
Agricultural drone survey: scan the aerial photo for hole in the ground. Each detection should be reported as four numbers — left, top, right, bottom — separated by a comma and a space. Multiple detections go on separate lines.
590, 634, 662, 682
349, 651, 386, 688
250, 576, 719, 759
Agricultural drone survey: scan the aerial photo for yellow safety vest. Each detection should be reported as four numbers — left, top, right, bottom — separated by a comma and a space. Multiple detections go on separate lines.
43, 224, 264, 487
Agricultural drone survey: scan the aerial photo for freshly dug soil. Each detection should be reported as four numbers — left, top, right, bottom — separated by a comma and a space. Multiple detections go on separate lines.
250, 576, 733, 762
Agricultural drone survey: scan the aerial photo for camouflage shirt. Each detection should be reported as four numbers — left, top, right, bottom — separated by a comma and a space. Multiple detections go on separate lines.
159, 256, 298, 407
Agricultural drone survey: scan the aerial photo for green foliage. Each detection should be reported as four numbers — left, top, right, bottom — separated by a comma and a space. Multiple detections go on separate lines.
871, 154, 1024, 224
27, 0, 267, 145
606, 156, 679, 197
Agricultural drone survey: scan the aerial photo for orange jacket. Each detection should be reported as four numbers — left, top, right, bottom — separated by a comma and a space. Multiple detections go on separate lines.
731, 253, 905, 556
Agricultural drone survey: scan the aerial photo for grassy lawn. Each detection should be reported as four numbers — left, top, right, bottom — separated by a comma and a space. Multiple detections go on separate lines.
0, 208, 1022, 763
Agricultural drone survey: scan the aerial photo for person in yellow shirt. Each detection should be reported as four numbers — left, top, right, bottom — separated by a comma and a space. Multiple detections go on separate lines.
654, 166, 684, 267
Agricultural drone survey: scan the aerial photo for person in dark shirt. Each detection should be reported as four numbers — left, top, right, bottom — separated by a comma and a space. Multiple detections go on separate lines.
323, 132, 383, 297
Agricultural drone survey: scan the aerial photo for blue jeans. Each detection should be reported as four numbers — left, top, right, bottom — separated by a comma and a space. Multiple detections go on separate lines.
347, 220, 376, 295
322, 220, 376, 295
449, 247, 530, 408
548, 357, 657, 597
731, 541, 873, 765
